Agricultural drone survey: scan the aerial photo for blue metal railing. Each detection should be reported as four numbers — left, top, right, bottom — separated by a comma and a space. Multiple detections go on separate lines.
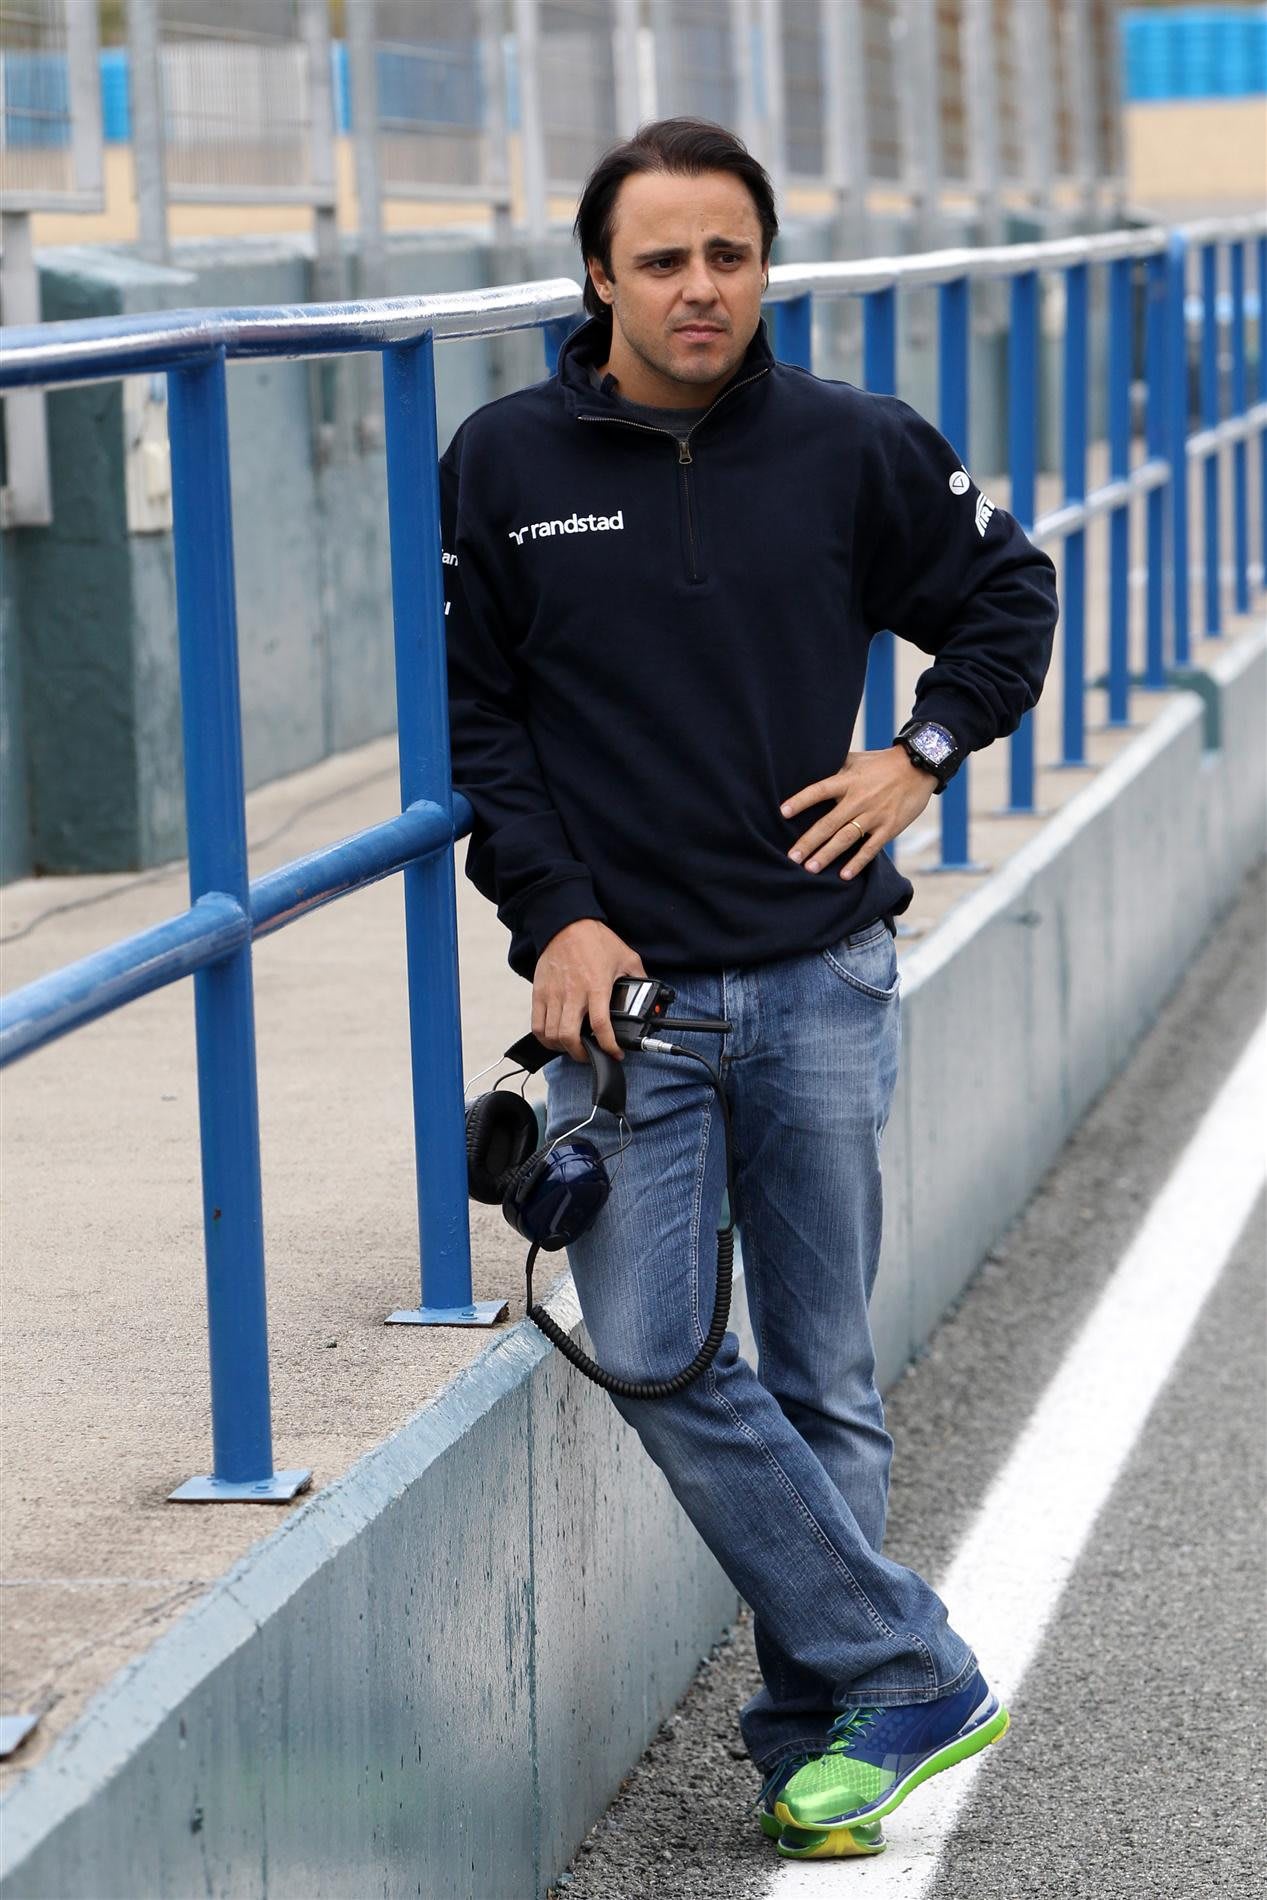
1, 221, 1264, 1499
766, 216, 1266, 863
0, 278, 576, 1503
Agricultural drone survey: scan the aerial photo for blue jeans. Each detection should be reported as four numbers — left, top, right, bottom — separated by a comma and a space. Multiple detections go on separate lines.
544, 919, 977, 1771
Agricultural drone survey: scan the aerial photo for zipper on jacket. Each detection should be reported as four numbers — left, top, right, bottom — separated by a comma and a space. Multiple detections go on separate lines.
677, 437, 700, 581
577, 366, 769, 587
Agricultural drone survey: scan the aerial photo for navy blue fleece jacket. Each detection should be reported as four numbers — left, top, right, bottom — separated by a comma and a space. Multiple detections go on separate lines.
441, 315, 1057, 981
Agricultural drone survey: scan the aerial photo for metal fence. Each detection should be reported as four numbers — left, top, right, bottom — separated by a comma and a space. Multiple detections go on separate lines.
767, 215, 1266, 861
353, 0, 508, 207
0, 214, 1262, 1499
0, 0, 101, 207
126, 0, 336, 265
0, 0, 103, 524
778, 0, 819, 179
3, 1, 1133, 253
0, 277, 579, 1499
155, 0, 325, 201
651, 0, 743, 140
535, 0, 624, 188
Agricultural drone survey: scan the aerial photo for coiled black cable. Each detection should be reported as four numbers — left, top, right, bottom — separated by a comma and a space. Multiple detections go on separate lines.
525, 1042, 736, 1400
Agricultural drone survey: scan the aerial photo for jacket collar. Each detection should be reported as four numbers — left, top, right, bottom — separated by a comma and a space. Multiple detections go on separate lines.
556, 313, 775, 420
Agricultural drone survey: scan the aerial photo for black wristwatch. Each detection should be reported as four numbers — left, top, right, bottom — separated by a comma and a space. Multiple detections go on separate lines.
893, 718, 961, 794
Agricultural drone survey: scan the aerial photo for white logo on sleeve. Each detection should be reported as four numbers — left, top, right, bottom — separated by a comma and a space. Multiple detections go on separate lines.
949, 469, 971, 495
508, 507, 625, 547
975, 492, 996, 537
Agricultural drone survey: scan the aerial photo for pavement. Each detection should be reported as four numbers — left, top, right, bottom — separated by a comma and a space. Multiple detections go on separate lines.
546, 859, 1267, 1900
0, 452, 1262, 1796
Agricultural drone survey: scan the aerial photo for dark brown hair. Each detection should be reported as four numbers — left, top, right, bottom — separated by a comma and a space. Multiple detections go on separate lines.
573, 118, 779, 321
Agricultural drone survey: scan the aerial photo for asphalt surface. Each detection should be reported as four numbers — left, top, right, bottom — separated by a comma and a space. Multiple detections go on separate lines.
546, 859, 1266, 1900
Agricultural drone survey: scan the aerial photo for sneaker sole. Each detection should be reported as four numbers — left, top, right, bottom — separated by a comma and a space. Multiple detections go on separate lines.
777, 1821, 887, 1860
761, 1810, 886, 1856
786, 1703, 1010, 1830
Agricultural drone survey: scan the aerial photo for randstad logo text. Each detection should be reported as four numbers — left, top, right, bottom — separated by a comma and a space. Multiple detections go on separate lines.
508, 509, 625, 547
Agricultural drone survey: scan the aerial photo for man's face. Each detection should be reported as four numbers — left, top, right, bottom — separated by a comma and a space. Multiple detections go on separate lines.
586, 168, 768, 406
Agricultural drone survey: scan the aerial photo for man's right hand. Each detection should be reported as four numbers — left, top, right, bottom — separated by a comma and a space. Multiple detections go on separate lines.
532, 919, 648, 1063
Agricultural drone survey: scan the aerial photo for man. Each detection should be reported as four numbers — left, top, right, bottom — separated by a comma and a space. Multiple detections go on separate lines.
441, 119, 1057, 1860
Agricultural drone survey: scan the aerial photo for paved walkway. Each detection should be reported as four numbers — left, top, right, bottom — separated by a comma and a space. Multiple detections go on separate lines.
0, 452, 1262, 1785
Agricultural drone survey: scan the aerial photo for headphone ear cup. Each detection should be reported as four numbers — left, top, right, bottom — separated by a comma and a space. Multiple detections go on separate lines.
466, 1091, 542, 1204
503, 1134, 611, 1248
499, 1143, 552, 1234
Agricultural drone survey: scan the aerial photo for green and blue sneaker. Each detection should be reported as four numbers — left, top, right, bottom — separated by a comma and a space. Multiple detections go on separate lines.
753, 1751, 886, 1855
777, 1819, 887, 1860
782, 1670, 1010, 1832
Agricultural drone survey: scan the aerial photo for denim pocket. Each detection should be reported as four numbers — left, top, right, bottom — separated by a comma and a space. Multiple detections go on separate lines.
821, 921, 900, 1001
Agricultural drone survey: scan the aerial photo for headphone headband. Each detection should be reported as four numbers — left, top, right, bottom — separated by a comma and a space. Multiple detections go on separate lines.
502, 1030, 626, 1121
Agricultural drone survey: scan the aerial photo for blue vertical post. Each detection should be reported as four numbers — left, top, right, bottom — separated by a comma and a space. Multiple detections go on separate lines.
1008, 269, 1039, 809
1199, 240, 1221, 634
772, 293, 813, 369
1106, 256, 1133, 725
1259, 237, 1267, 582
1061, 262, 1088, 765
543, 315, 577, 373
1168, 233, 1191, 668
1229, 240, 1248, 616
382, 332, 507, 1329
165, 353, 309, 1503
1144, 250, 1168, 688
936, 275, 977, 868
862, 287, 897, 756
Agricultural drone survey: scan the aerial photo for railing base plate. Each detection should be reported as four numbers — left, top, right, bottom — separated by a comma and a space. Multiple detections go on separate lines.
924, 860, 991, 877
0, 1714, 39, 1758
386, 1300, 509, 1327
168, 1468, 313, 1503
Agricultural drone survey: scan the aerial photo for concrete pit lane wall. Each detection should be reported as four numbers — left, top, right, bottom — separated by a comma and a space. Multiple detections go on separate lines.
0, 626, 1263, 1899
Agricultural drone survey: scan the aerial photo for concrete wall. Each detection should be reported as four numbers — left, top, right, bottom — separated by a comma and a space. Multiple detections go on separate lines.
0, 571, 30, 886
2, 624, 1262, 1900
2, 250, 194, 877
0, 1276, 749, 1900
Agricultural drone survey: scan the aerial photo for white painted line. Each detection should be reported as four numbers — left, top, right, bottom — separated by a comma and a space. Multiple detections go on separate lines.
767, 1017, 1267, 1895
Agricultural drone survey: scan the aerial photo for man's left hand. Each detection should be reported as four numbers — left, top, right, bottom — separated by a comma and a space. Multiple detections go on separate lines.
780, 746, 938, 881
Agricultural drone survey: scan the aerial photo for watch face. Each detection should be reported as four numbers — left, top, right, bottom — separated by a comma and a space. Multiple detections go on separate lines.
912, 723, 956, 767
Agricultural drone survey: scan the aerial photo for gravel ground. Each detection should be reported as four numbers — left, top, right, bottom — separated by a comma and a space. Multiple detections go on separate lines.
547, 860, 1266, 1900
547, 1610, 771, 1900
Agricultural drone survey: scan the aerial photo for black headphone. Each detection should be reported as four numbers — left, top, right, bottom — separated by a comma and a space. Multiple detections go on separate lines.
465, 1031, 630, 1251
465, 1004, 737, 1402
